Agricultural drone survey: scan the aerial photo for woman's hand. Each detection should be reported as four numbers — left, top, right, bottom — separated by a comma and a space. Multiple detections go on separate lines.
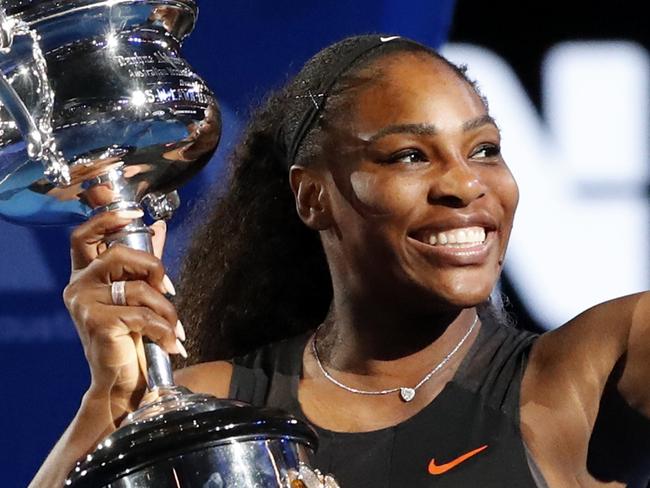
29, 211, 191, 488
63, 209, 186, 422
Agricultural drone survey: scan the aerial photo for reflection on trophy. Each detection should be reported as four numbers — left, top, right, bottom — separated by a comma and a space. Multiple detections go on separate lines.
0, 1, 338, 486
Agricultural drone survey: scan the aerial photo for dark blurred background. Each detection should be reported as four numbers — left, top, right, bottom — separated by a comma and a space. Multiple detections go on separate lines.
1, 0, 647, 486
449, 0, 649, 334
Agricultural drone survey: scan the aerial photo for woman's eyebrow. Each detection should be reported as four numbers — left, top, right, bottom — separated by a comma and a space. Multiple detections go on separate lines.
462, 114, 498, 132
366, 115, 498, 143
366, 123, 437, 143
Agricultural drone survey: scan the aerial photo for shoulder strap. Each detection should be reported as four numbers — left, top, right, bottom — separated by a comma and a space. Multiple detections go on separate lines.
229, 332, 310, 407
454, 318, 538, 419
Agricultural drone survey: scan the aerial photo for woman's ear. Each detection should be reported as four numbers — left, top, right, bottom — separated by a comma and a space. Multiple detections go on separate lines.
289, 165, 332, 230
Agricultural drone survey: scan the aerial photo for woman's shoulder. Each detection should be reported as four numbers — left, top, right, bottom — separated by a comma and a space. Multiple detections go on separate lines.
174, 360, 233, 398
528, 292, 645, 379
171, 331, 314, 399
230, 330, 313, 375
525, 291, 650, 432
521, 292, 650, 483
524, 294, 636, 407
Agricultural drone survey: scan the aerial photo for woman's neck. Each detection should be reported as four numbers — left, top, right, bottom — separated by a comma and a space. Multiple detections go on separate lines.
317, 296, 479, 383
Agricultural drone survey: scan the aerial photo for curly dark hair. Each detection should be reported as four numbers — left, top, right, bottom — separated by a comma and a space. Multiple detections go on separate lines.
176, 35, 493, 364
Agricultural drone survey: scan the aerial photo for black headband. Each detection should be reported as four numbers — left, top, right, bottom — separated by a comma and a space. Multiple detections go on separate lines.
285, 35, 422, 166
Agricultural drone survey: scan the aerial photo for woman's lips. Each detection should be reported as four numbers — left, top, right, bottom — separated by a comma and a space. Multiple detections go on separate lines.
407, 227, 496, 265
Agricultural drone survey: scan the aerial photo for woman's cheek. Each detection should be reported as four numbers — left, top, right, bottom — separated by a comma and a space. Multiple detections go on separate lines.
487, 165, 519, 213
350, 170, 424, 217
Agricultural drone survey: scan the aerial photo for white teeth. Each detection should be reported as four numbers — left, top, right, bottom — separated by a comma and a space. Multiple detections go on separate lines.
423, 226, 487, 247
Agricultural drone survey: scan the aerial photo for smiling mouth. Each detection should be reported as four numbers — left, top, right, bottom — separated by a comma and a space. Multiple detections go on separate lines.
413, 226, 487, 248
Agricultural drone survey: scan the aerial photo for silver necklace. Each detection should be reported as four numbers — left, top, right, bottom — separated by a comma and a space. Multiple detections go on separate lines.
311, 314, 479, 402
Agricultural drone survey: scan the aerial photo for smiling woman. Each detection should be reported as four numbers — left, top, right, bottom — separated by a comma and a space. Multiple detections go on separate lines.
31, 35, 650, 487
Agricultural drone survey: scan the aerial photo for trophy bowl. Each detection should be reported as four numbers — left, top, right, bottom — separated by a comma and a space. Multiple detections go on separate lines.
0, 0, 219, 225
0, 1, 338, 486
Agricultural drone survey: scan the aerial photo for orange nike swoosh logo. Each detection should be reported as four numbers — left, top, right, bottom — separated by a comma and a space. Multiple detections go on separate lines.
428, 444, 488, 475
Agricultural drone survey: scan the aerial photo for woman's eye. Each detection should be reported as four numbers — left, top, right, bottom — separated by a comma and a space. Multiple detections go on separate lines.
471, 143, 501, 160
386, 149, 428, 165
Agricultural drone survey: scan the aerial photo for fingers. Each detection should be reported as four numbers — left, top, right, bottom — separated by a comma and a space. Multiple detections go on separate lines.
150, 220, 167, 259
87, 244, 172, 296
71, 213, 174, 296
105, 279, 176, 320
106, 279, 185, 355
66, 278, 186, 360
115, 306, 186, 357
84, 304, 185, 359
71, 209, 144, 270
67, 210, 184, 364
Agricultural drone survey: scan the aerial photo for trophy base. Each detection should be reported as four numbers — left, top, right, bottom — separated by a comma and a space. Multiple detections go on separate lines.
81, 439, 317, 488
66, 390, 321, 488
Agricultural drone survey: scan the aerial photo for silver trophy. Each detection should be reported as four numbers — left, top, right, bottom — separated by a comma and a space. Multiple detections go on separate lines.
0, 1, 338, 487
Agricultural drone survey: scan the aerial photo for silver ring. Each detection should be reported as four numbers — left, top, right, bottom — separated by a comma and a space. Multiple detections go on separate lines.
111, 280, 127, 306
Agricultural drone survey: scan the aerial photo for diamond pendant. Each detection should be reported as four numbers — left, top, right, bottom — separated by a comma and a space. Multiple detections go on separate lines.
399, 387, 415, 402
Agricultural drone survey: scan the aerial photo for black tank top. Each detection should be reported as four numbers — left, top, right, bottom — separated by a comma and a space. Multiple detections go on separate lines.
229, 319, 549, 487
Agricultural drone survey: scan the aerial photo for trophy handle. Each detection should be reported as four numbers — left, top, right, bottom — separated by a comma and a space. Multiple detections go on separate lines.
142, 191, 181, 221
0, 8, 70, 186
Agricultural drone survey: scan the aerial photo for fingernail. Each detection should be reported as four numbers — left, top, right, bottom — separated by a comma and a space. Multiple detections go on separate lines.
175, 320, 186, 342
162, 275, 176, 296
152, 219, 167, 231
176, 339, 188, 359
115, 209, 144, 219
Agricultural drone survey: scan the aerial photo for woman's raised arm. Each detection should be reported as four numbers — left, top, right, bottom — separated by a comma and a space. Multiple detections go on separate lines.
523, 292, 650, 483
29, 212, 183, 487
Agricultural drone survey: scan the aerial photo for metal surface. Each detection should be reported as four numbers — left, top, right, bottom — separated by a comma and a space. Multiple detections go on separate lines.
66, 397, 332, 488
143, 340, 173, 388
0, 0, 219, 225
102, 440, 314, 488
0, 0, 219, 398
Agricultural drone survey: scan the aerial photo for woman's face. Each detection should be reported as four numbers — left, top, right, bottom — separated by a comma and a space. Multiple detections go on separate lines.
317, 52, 519, 311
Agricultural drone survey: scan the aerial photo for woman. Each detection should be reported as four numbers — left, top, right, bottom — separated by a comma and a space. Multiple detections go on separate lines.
31, 35, 649, 487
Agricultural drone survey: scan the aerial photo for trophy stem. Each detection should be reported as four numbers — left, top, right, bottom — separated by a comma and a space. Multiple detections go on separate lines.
144, 341, 175, 389
87, 167, 178, 394
106, 217, 178, 393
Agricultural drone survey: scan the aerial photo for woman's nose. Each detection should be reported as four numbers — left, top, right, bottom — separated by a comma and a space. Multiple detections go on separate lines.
428, 160, 486, 207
